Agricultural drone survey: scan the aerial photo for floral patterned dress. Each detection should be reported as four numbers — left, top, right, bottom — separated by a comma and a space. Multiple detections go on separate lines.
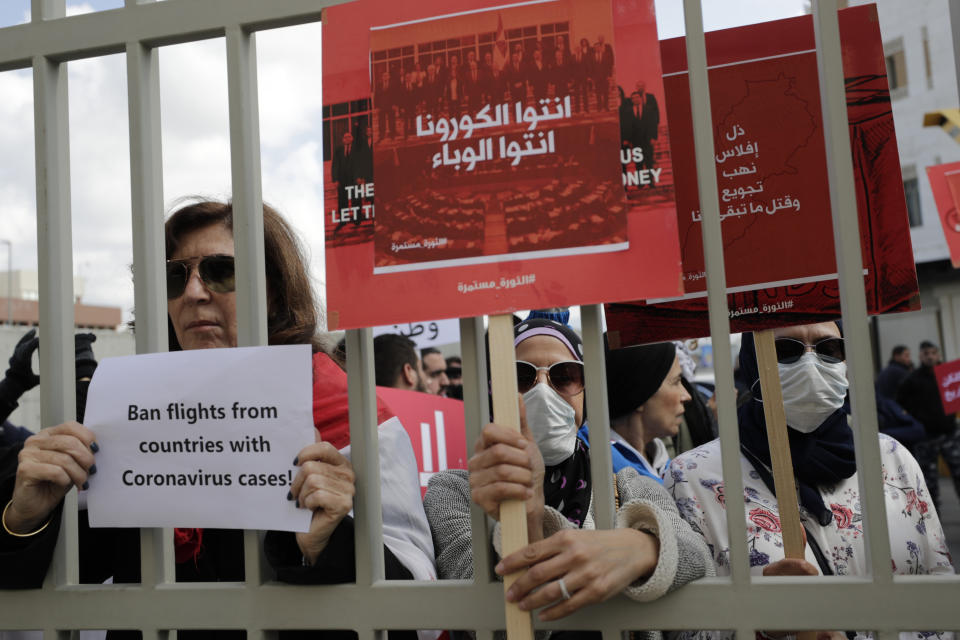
665, 434, 953, 637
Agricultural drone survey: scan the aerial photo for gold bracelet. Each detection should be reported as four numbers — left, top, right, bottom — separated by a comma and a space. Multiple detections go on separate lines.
2, 500, 51, 538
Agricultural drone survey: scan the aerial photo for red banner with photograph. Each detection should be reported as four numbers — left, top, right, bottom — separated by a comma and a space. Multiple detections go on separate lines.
605, 5, 920, 346
377, 387, 468, 497
924, 160, 960, 268
934, 359, 960, 416
321, 0, 682, 330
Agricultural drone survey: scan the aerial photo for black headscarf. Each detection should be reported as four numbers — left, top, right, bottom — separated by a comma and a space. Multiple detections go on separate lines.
513, 318, 591, 526
737, 329, 857, 526
605, 342, 676, 421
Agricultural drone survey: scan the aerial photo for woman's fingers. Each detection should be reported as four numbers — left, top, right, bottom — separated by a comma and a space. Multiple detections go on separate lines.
289, 442, 353, 501
22, 449, 91, 490
499, 529, 659, 620
28, 434, 96, 473
476, 423, 528, 453
468, 441, 532, 473
298, 485, 354, 517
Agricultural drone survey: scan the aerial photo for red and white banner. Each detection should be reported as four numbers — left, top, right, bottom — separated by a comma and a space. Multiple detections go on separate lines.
925, 160, 960, 268
934, 359, 960, 416
321, 0, 683, 329
605, 5, 920, 345
377, 387, 468, 496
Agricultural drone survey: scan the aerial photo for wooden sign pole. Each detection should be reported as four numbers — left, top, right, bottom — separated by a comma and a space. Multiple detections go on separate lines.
487, 314, 534, 640
753, 329, 815, 640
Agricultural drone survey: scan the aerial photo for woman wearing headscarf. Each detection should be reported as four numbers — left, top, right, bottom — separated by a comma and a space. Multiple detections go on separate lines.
424, 318, 713, 630
665, 322, 952, 592
603, 342, 690, 481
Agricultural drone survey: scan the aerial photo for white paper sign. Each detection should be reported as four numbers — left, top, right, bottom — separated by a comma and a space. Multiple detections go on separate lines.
373, 318, 460, 350
84, 345, 313, 532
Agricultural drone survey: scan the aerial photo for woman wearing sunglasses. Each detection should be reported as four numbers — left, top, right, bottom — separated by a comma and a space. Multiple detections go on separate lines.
424, 319, 714, 628
1, 201, 436, 639
665, 322, 952, 607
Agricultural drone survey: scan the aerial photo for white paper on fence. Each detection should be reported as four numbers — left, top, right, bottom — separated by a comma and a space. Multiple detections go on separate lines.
84, 345, 313, 532
340, 416, 437, 582
373, 318, 460, 350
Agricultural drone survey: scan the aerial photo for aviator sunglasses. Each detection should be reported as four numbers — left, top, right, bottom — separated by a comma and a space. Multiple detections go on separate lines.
516, 360, 585, 396
774, 337, 845, 364
166, 254, 236, 299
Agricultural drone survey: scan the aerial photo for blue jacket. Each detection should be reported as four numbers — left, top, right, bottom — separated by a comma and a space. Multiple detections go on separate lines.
577, 423, 664, 483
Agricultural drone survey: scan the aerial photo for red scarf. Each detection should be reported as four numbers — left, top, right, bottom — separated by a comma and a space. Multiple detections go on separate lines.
174, 351, 394, 564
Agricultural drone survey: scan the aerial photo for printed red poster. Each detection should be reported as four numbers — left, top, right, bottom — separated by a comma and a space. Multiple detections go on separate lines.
377, 387, 467, 496
934, 359, 960, 415
322, 0, 682, 329
924, 161, 960, 268
605, 5, 920, 346
371, 2, 626, 274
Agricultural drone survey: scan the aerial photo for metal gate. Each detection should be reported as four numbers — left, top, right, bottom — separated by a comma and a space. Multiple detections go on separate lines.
0, 0, 957, 639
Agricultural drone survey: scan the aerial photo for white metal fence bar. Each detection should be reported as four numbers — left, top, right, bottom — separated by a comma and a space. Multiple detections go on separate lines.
582, 304, 615, 532
813, 0, 895, 589
681, 0, 750, 607
225, 23, 271, 612
31, 0, 82, 602
459, 316, 494, 591
3, 577, 959, 631
4, 0, 960, 637
346, 327, 386, 640
346, 328, 386, 586
125, 7, 177, 596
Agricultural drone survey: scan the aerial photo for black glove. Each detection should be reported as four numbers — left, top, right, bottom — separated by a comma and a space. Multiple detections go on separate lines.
74, 333, 98, 424
74, 333, 98, 380
4, 329, 40, 394
0, 328, 40, 424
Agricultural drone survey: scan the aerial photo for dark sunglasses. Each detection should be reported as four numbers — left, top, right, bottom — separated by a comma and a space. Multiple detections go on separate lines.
166, 254, 236, 299
774, 337, 845, 364
446, 366, 462, 379
516, 360, 585, 396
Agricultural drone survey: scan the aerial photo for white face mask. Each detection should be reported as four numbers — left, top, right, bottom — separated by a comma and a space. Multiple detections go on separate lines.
522, 382, 578, 465
778, 352, 848, 433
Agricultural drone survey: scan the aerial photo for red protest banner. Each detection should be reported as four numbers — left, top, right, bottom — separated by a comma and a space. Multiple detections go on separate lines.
321, 0, 682, 330
377, 387, 467, 497
370, 2, 627, 274
605, 5, 920, 346
924, 161, 960, 268
934, 359, 960, 416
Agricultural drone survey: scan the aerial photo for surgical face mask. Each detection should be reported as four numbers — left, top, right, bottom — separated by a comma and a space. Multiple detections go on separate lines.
522, 382, 578, 465
778, 352, 848, 433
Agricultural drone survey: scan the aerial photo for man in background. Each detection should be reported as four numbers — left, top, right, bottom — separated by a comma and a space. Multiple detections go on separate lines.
898, 340, 960, 511
373, 334, 426, 392
444, 356, 463, 400
876, 344, 913, 400
420, 348, 450, 396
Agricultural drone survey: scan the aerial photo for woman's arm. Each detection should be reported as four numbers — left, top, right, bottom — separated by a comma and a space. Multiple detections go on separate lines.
423, 469, 475, 580
615, 467, 716, 601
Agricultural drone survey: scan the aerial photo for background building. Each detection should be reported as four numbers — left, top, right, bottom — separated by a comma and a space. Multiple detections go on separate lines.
843, 0, 960, 364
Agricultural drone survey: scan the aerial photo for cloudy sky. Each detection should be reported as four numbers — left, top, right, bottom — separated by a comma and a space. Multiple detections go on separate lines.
0, 0, 806, 328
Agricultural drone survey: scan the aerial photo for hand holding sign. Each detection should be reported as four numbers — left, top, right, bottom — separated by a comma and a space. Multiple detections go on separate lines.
5, 422, 97, 534
290, 438, 356, 565
467, 406, 545, 542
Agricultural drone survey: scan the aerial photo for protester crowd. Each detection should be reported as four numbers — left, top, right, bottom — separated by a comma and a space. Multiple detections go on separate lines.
0, 200, 954, 640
